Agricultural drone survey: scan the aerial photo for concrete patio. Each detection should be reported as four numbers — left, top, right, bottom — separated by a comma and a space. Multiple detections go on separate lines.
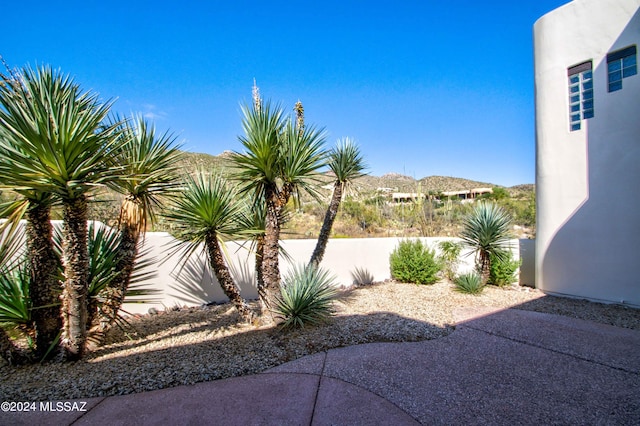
3, 307, 639, 425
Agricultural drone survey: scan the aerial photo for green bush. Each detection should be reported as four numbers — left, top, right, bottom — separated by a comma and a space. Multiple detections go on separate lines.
274, 265, 339, 329
454, 272, 484, 295
488, 251, 521, 286
438, 240, 462, 281
389, 239, 441, 285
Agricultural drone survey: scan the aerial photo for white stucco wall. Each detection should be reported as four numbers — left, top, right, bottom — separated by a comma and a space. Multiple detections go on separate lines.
534, 0, 640, 306
125, 235, 522, 314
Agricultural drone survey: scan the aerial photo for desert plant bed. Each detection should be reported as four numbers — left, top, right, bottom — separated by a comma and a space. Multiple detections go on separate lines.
2, 280, 639, 401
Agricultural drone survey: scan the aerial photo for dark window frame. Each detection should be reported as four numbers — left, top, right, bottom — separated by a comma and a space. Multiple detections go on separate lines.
567, 60, 594, 132
607, 45, 637, 92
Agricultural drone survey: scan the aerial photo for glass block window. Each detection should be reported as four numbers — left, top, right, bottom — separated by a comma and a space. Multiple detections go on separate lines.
607, 45, 637, 92
567, 61, 594, 132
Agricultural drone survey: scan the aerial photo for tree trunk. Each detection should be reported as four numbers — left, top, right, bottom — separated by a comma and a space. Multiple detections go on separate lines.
254, 235, 267, 313
479, 251, 491, 285
60, 196, 89, 361
25, 202, 62, 360
96, 223, 138, 332
309, 181, 343, 268
205, 233, 252, 322
260, 189, 284, 308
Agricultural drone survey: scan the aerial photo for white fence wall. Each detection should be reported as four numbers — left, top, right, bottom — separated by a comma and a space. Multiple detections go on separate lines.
128, 234, 525, 314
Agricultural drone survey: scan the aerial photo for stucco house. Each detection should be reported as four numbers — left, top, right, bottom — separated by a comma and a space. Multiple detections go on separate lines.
534, 0, 640, 306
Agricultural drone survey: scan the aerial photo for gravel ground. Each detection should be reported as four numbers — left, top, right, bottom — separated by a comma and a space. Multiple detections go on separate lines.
2, 280, 639, 401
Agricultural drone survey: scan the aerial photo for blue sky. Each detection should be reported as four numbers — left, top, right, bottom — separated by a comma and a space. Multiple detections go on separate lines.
3, 0, 569, 186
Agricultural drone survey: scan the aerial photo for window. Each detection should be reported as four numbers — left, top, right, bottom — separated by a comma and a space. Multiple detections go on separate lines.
607, 45, 637, 92
567, 61, 594, 132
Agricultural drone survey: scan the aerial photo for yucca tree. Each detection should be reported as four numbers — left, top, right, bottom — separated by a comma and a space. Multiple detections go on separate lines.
460, 201, 513, 283
98, 115, 182, 331
0, 65, 121, 360
0, 194, 60, 359
0, 70, 62, 360
235, 198, 292, 312
165, 172, 252, 322
231, 101, 327, 307
309, 138, 366, 267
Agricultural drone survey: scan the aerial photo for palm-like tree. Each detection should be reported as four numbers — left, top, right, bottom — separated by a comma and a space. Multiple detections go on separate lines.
0, 70, 63, 360
0, 194, 60, 359
309, 138, 366, 267
0, 65, 121, 360
165, 172, 252, 322
98, 116, 182, 331
231, 102, 327, 307
460, 201, 513, 283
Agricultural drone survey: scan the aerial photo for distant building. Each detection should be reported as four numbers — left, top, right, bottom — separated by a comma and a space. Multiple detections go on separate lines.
534, 0, 640, 306
391, 192, 427, 203
390, 188, 492, 204
441, 188, 493, 202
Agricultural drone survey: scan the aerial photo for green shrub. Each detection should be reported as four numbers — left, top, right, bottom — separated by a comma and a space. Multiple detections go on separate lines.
488, 251, 521, 286
274, 265, 339, 329
438, 240, 462, 281
454, 272, 484, 295
389, 239, 441, 285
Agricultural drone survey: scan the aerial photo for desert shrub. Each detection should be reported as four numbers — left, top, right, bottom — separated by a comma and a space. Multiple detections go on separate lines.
488, 251, 521, 286
438, 240, 462, 281
351, 266, 374, 286
274, 265, 339, 329
389, 239, 441, 285
454, 272, 484, 295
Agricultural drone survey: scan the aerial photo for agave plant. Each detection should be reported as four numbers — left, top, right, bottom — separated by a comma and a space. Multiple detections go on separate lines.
274, 264, 338, 329
460, 202, 513, 283
454, 272, 484, 295
0, 222, 52, 363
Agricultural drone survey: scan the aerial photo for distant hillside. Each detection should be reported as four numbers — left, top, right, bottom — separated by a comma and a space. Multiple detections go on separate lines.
178, 151, 534, 196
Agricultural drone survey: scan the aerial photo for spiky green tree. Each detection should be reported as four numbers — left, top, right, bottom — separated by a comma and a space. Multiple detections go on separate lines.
165, 172, 252, 322
460, 201, 513, 283
231, 100, 327, 307
98, 116, 182, 332
0, 69, 62, 360
0, 65, 121, 360
309, 138, 366, 267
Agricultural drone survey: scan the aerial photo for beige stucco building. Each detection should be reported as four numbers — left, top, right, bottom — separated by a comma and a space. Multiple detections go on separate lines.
534, 0, 640, 306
